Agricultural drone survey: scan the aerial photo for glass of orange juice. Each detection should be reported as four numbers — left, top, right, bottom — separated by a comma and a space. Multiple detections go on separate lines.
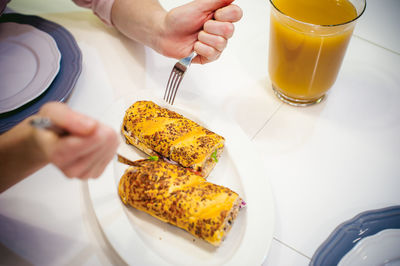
268, 0, 366, 106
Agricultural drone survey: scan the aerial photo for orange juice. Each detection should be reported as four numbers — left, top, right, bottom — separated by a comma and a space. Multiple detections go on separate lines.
268, 0, 360, 105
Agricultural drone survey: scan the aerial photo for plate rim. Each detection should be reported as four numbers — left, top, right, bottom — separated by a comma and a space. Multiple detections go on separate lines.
88, 91, 275, 265
339, 228, 400, 265
0, 21, 61, 113
310, 205, 400, 266
0, 13, 82, 133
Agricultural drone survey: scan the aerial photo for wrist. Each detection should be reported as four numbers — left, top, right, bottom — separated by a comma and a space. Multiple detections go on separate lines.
111, 0, 167, 53
150, 9, 168, 55
0, 117, 49, 192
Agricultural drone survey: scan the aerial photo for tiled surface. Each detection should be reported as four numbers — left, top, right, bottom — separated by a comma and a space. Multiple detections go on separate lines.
249, 3, 400, 261
224, 0, 400, 262
2, 0, 400, 264
0, 41, 118, 266
353, 0, 400, 54
262, 238, 310, 266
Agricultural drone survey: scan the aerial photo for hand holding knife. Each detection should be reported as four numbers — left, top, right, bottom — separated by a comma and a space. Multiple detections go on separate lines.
30, 116, 136, 166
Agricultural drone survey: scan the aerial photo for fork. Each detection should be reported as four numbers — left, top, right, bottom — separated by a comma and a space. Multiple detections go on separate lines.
164, 51, 197, 105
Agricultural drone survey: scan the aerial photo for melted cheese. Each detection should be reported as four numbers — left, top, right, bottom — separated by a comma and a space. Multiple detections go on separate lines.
122, 101, 225, 177
118, 159, 241, 246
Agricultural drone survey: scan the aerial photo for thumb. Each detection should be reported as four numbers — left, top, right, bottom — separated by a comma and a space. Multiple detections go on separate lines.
194, 0, 235, 13
39, 102, 98, 136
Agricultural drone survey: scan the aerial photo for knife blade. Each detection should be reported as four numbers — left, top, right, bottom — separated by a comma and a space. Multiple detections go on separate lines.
117, 154, 138, 166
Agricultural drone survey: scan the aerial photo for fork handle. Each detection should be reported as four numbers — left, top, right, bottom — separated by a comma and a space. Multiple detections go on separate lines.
189, 51, 197, 59
181, 51, 197, 65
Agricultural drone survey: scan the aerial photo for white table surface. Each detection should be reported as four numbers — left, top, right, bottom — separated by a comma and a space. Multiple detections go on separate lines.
1, 0, 400, 265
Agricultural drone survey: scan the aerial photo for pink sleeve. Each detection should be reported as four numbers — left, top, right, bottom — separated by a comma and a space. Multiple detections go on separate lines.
72, 0, 115, 25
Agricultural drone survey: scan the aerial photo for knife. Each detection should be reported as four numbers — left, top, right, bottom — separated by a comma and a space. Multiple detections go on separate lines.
30, 117, 68, 136
30, 117, 137, 166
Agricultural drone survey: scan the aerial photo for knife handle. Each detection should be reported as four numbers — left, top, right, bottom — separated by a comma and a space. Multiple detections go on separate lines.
30, 117, 69, 137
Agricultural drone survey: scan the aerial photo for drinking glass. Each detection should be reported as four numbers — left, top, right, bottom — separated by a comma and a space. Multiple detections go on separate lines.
268, 0, 366, 106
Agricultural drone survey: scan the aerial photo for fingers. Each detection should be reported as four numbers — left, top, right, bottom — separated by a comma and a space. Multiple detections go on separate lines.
195, 0, 235, 13
33, 102, 119, 180
193, 2, 241, 63
89, 145, 116, 178
194, 41, 221, 64
39, 102, 98, 136
194, 20, 235, 63
60, 137, 117, 179
204, 20, 234, 39
36, 105, 120, 179
50, 132, 104, 169
198, 30, 227, 52
60, 147, 105, 180
52, 124, 119, 179
214, 4, 243, 22
159, 0, 242, 62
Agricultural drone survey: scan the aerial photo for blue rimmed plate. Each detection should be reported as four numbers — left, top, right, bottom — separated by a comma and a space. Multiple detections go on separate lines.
0, 13, 82, 133
0, 22, 61, 113
0, 0, 8, 16
310, 206, 400, 266
339, 229, 400, 265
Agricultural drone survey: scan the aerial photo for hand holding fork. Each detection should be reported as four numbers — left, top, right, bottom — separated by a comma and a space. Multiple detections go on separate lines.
162, 0, 243, 105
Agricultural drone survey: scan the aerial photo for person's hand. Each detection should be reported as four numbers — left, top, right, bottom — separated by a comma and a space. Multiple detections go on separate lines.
160, 0, 243, 64
111, 0, 242, 65
33, 102, 119, 179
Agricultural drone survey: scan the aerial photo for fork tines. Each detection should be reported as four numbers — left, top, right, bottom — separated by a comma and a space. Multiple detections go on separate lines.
164, 66, 184, 105
163, 52, 197, 105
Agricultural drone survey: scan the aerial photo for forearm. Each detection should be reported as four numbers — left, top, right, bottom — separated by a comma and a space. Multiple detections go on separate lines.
111, 0, 167, 54
0, 117, 48, 193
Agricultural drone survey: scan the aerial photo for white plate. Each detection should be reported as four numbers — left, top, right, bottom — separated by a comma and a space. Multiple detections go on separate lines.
0, 22, 61, 113
339, 229, 400, 266
88, 90, 275, 265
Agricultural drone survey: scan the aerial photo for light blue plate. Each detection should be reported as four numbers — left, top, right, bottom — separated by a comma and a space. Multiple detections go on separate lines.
310, 205, 400, 266
0, 13, 82, 133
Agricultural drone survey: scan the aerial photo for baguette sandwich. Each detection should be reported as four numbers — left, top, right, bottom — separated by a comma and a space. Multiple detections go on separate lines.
118, 159, 243, 246
121, 101, 224, 177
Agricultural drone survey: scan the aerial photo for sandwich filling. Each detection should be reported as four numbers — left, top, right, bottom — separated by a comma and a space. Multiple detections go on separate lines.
122, 101, 225, 177
118, 159, 243, 246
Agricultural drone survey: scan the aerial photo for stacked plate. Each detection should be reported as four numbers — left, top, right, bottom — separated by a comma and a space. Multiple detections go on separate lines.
0, 13, 82, 133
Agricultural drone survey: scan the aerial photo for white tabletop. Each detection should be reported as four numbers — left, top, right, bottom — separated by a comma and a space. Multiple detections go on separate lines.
1, 0, 400, 265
